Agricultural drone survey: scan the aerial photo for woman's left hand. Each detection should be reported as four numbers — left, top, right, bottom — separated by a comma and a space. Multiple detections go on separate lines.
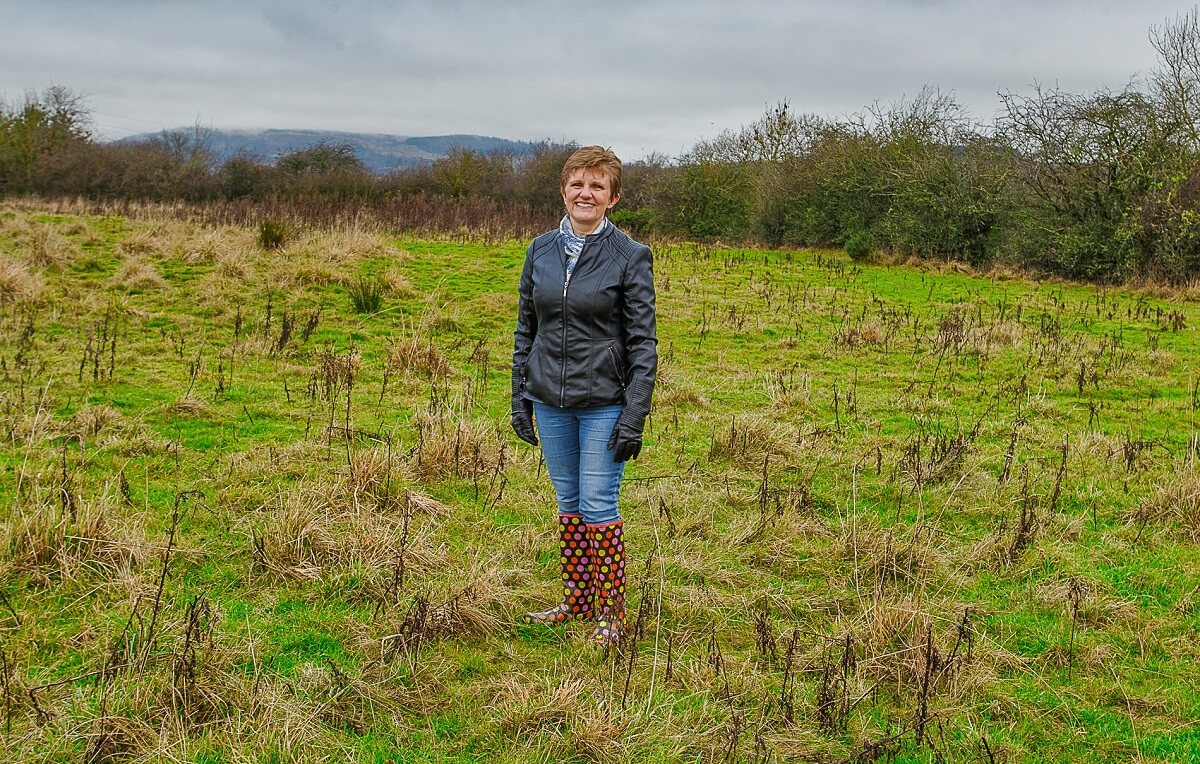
608, 421, 642, 462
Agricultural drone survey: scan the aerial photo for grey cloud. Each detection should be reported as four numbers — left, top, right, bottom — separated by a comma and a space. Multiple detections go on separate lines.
0, 0, 1192, 159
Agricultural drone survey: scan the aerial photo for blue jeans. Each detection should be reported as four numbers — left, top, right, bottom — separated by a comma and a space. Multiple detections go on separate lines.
533, 402, 625, 525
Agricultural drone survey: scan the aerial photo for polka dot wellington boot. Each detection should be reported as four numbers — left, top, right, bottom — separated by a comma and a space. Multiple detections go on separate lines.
523, 514, 594, 625
588, 520, 626, 647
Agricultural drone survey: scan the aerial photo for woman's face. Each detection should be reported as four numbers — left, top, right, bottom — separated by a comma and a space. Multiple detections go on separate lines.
562, 167, 619, 233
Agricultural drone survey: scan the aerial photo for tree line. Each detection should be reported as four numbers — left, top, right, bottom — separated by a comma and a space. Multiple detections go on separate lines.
7, 12, 1200, 282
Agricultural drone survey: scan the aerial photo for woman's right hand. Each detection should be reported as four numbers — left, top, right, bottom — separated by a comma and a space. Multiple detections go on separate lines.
511, 399, 538, 446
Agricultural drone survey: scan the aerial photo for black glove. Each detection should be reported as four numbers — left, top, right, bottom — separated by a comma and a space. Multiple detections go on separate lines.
511, 397, 538, 447
608, 419, 642, 463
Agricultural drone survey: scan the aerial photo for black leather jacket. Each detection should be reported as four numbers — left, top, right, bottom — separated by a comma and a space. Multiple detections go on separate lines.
512, 223, 657, 424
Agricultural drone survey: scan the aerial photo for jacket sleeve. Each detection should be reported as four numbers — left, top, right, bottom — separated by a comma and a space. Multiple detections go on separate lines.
512, 242, 537, 405
619, 243, 657, 425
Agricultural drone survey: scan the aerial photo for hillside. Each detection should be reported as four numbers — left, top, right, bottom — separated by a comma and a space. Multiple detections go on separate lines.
114, 128, 542, 172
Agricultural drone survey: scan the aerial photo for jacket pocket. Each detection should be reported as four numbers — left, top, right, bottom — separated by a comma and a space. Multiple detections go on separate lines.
605, 343, 627, 392
523, 338, 552, 401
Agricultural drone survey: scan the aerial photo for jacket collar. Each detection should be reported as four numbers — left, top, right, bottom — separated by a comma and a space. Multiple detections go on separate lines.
559, 215, 615, 241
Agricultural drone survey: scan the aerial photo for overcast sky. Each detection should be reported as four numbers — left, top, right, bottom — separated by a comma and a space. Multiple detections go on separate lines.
2, 0, 1196, 160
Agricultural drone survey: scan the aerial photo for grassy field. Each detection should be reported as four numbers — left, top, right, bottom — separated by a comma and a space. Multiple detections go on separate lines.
1, 201, 1198, 763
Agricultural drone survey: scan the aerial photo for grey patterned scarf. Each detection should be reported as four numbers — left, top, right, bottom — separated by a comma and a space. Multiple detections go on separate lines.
559, 214, 607, 286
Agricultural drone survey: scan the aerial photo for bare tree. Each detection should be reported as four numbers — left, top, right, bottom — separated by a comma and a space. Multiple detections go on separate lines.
1150, 8, 1200, 150
692, 100, 826, 164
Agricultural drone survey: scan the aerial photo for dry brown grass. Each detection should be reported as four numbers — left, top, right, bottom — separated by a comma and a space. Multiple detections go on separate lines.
1, 492, 147, 580
846, 594, 988, 704
112, 257, 167, 290
652, 379, 707, 408
169, 396, 209, 417
291, 660, 418, 739
68, 404, 124, 439
838, 320, 886, 348
1130, 469, 1200, 541
0, 256, 45, 304
320, 225, 393, 262
23, 223, 78, 268
286, 253, 345, 287
342, 446, 398, 507
173, 225, 250, 263
118, 228, 165, 257
224, 440, 329, 486
250, 484, 441, 584
60, 218, 91, 236
252, 490, 340, 582
381, 267, 416, 298
410, 410, 504, 483
79, 714, 156, 763
213, 249, 256, 281
983, 319, 1026, 349
1032, 576, 1137, 629
1124, 274, 1200, 302
258, 225, 395, 290
494, 675, 623, 761
706, 415, 797, 466
844, 526, 943, 587
387, 337, 453, 379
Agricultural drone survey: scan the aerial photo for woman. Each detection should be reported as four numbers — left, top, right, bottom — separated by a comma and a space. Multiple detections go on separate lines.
511, 146, 657, 647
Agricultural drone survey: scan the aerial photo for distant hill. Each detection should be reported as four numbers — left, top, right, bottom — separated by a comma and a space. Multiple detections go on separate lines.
114, 129, 542, 173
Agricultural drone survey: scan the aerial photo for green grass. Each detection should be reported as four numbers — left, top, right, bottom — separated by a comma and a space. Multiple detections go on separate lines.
1, 206, 1199, 761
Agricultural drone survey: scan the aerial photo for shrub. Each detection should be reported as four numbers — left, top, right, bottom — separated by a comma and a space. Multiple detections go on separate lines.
609, 207, 653, 235
258, 219, 291, 250
845, 231, 872, 261
348, 275, 385, 313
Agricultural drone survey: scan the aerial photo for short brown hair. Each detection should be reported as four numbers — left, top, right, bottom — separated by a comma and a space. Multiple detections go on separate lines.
560, 146, 622, 199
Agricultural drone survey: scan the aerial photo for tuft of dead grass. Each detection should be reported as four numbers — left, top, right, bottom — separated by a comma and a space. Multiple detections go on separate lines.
214, 249, 255, 281
706, 415, 797, 466
118, 229, 165, 257
381, 267, 416, 298
376, 584, 503, 662
850, 596, 985, 702
387, 338, 453, 378
112, 257, 167, 291
1033, 576, 1137, 629
1, 493, 147, 579
291, 660, 417, 738
844, 526, 942, 587
0, 257, 45, 304
410, 409, 504, 483
60, 218, 91, 236
69, 404, 124, 439
23, 223, 77, 268
656, 381, 707, 408
250, 485, 439, 584
169, 396, 209, 417
838, 320, 886, 348
494, 675, 623, 760
80, 714, 155, 764
316, 225, 394, 263
1131, 468, 1200, 540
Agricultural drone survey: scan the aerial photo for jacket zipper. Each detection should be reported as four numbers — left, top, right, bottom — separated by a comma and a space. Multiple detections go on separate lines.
606, 345, 627, 393
560, 241, 581, 406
